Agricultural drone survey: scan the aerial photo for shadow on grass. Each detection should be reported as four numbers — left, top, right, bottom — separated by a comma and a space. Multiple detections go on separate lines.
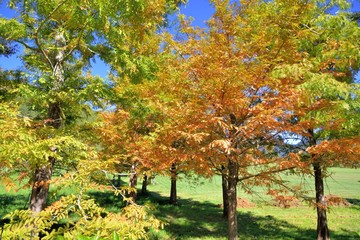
139, 192, 360, 240
138, 192, 227, 240
1, 189, 358, 239
87, 191, 125, 211
347, 198, 360, 207
0, 194, 28, 217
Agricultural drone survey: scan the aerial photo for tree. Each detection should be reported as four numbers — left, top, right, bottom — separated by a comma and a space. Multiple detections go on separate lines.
277, 5, 360, 239
151, 0, 360, 239
99, 102, 162, 202
167, 1, 307, 238
0, 0, 184, 213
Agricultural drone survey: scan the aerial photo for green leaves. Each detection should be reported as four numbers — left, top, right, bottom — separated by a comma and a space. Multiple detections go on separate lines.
301, 73, 350, 99
112, 232, 120, 240
0, 18, 26, 40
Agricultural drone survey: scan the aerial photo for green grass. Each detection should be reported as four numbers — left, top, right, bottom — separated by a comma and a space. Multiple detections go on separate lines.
1, 168, 359, 239
143, 167, 360, 239
0, 186, 30, 218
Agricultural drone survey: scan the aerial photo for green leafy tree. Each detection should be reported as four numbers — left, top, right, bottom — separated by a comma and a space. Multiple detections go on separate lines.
0, 0, 184, 238
276, 5, 360, 239
0, 0, 184, 213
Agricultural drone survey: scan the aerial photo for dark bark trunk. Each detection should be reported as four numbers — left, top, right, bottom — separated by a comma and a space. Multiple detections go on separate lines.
227, 160, 238, 240
314, 162, 330, 240
308, 129, 330, 240
141, 175, 148, 195
169, 163, 177, 205
129, 164, 138, 202
222, 165, 229, 218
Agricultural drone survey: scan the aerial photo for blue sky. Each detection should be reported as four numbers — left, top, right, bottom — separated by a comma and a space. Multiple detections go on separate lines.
1, 0, 360, 77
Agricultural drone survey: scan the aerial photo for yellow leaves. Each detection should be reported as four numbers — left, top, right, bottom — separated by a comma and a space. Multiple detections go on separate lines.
2, 191, 162, 239
22, 116, 32, 127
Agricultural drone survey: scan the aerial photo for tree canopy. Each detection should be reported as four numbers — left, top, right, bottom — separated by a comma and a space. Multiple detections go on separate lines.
0, 0, 359, 239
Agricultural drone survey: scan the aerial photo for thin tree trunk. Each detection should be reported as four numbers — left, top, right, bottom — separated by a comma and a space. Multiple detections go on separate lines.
314, 162, 330, 240
169, 163, 177, 205
29, 30, 65, 212
222, 165, 229, 218
227, 160, 238, 240
141, 174, 148, 195
129, 164, 138, 202
309, 129, 330, 240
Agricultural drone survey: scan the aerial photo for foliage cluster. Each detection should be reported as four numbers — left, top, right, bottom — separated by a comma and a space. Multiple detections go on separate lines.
0, 0, 360, 239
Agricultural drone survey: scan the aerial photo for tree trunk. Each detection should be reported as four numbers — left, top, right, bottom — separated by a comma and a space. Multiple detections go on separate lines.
141, 174, 148, 195
29, 30, 66, 212
308, 129, 330, 240
169, 163, 177, 204
227, 160, 238, 240
29, 105, 60, 212
314, 162, 330, 240
222, 165, 229, 218
29, 157, 56, 212
129, 164, 138, 202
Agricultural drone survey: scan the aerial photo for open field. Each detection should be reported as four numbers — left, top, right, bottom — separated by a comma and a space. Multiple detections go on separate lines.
143, 167, 360, 239
1, 167, 359, 239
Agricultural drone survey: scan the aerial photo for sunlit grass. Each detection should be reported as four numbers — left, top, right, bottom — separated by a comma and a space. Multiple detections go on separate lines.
0, 167, 359, 239
145, 167, 360, 239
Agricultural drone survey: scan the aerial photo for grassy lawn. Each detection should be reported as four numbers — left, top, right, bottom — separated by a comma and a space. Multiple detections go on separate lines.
144, 167, 360, 240
1, 167, 359, 239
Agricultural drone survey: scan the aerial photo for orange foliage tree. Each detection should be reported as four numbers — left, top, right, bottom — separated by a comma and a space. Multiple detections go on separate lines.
146, 0, 360, 239
145, 1, 314, 238
99, 95, 165, 202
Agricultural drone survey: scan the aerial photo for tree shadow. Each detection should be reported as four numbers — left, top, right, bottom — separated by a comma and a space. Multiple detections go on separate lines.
139, 192, 227, 239
87, 191, 125, 211
140, 192, 360, 240
237, 212, 359, 240
347, 198, 360, 207
0, 194, 28, 217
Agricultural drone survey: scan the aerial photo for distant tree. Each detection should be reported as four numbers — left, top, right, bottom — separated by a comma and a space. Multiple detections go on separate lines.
99, 99, 164, 202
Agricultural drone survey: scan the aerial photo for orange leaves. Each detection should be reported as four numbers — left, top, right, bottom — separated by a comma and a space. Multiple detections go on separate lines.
306, 137, 360, 166
178, 131, 210, 145
148, 0, 322, 183
209, 139, 232, 155
1, 176, 17, 192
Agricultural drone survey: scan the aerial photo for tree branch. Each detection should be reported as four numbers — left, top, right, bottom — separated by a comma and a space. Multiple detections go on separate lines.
33, 0, 70, 69
238, 166, 295, 182
14, 40, 39, 52
62, 12, 96, 62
